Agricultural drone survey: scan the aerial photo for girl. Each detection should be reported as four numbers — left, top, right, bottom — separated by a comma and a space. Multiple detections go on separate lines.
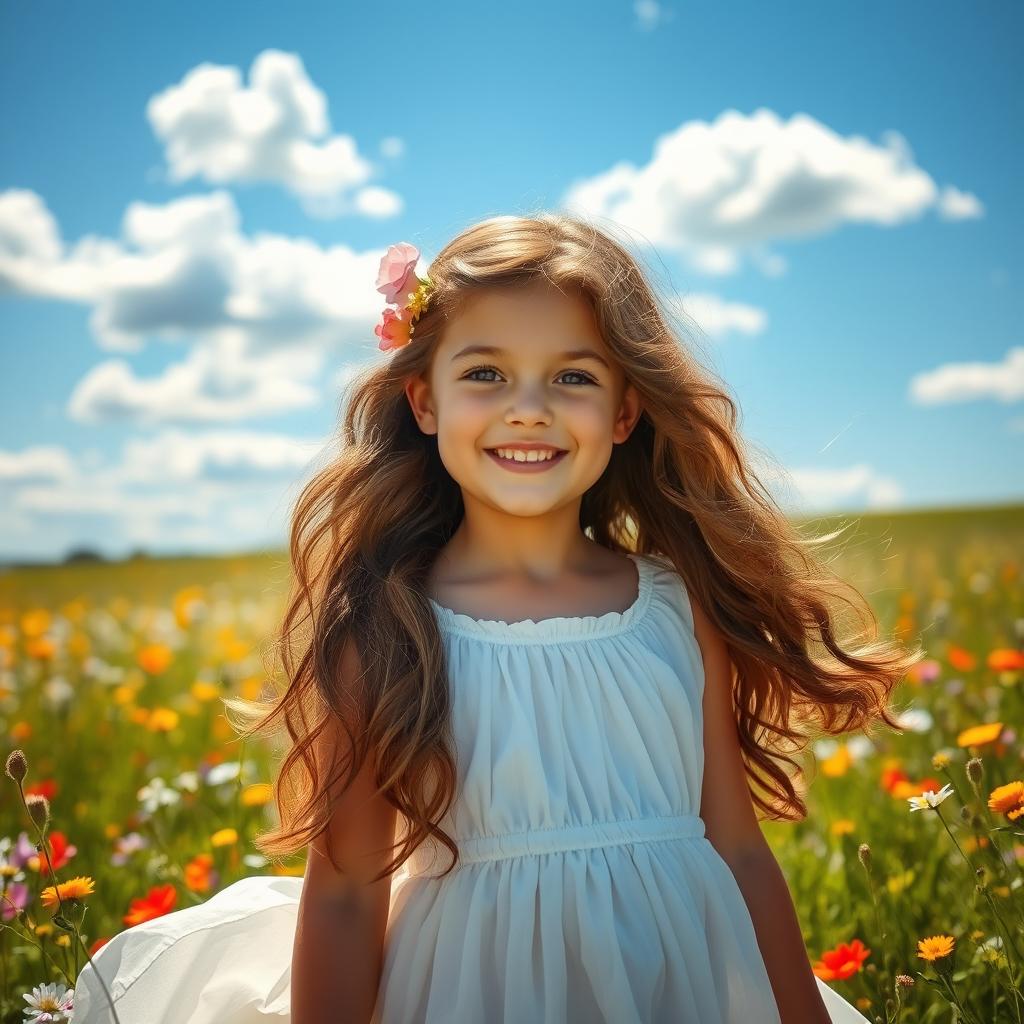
74, 214, 920, 1024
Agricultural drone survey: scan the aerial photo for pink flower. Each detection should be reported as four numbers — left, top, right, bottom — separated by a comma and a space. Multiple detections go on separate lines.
376, 242, 422, 306
375, 306, 414, 352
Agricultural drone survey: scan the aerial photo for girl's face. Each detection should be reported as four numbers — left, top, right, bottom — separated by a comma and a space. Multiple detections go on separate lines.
405, 283, 643, 520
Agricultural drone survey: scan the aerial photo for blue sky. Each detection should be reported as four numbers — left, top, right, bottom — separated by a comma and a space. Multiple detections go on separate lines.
1, 0, 1021, 562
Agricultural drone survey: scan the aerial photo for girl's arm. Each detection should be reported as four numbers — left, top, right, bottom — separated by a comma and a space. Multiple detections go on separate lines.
291, 638, 398, 1024
690, 597, 832, 1024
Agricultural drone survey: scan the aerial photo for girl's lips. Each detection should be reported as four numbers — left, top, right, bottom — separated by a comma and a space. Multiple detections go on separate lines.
485, 449, 568, 473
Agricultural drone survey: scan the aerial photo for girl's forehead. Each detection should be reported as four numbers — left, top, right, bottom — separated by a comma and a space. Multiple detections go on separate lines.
441, 285, 602, 343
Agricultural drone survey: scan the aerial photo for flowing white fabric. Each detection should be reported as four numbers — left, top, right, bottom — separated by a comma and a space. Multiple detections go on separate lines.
74, 552, 869, 1023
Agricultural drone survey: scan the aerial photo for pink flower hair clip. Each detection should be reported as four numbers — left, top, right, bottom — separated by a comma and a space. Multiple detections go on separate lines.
374, 242, 434, 352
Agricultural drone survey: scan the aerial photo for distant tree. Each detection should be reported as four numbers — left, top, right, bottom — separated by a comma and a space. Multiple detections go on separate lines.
63, 547, 106, 564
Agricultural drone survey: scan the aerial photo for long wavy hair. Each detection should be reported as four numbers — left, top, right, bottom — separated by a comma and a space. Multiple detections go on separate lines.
224, 212, 923, 883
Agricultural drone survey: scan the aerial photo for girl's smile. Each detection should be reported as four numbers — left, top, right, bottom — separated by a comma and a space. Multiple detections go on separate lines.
484, 447, 569, 472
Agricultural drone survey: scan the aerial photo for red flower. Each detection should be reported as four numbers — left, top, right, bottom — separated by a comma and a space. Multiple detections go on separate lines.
124, 883, 178, 926
812, 939, 871, 981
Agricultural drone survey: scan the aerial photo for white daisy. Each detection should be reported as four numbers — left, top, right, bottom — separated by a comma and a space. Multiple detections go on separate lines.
907, 783, 955, 812
21, 980, 74, 1022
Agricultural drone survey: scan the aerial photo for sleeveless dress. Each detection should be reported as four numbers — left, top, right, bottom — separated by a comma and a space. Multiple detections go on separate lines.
73, 552, 870, 1023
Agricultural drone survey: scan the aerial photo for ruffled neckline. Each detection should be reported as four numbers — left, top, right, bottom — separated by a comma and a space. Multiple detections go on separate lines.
427, 552, 657, 644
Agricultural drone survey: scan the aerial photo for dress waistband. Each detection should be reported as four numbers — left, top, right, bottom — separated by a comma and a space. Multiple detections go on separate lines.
405, 813, 706, 876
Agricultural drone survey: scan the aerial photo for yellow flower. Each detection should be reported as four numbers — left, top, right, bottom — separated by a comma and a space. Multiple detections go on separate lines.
830, 819, 856, 837
211, 828, 238, 847
956, 722, 1003, 748
191, 680, 221, 702
40, 875, 96, 911
917, 934, 955, 961
931, 752, 951, 770
146, 707, 180, 733
20, 609, 51, 638
822, 745, 851, 777
241, 783, 273, 807
887, 869, 916, 895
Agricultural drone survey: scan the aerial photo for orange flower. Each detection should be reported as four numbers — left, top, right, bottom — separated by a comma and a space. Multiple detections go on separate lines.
184, 853, 216, 893
137, 643, 173, 675
124, 883, 177, 926
917, 934, 954, 961
957, 722, 1003, 748
812, 939, 871, 980
25, 636, 56, 660
988, 781, 1024, 822
946, 644, 976, 672
40, 875, 95, 911
988, 649, 1024, 672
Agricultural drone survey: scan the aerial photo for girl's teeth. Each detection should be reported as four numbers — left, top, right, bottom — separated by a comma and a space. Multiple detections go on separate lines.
495, 449, 558, 462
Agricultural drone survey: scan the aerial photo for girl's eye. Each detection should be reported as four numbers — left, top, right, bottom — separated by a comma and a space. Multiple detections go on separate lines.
461, 366, 597, 386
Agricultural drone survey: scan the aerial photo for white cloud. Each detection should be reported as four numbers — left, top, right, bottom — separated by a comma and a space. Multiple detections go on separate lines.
674, 292, 768, 339
909, 347, 1024, 405
0, 188, 396, 349
937, 185, 984, 221
562, 109, 981, 276
0, 430, 328, 560
0, 445, 76, 483
780, 464, 906, 512
117, 428, 324, 484
0, 187, 405, 423
147, 50, 402, 219
634, 0, 674, 31
68, 333, 320, 425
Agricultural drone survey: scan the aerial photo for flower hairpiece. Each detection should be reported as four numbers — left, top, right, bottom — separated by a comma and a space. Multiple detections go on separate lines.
374, 242, 434, 352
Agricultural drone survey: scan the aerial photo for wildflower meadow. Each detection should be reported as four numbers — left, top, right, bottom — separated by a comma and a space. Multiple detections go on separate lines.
1, 504, 1021, 1024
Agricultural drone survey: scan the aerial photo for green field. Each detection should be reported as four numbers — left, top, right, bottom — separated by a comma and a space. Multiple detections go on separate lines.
1, 503, 1022, 1023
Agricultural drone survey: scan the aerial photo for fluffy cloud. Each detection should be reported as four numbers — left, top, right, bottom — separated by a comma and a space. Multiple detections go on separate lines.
674, 292, 768, 340
562, 108, 982, 275
0, 187, 397, 423
147, 50, 401, 219
0, 445, 76, 483
909, 347, 1024, 405
779, 464, 905, 512
0, 430, 327, 559
68, 333, 321, 425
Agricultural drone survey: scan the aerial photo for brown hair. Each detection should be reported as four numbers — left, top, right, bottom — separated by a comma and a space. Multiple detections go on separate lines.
223, 212, 923, 883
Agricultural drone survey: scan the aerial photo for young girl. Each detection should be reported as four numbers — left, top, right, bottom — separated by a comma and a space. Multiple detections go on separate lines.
73, 215, 920, 1023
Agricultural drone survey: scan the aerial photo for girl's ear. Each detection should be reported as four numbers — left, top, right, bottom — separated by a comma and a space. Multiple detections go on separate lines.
612, 381, 644, 444
404, 375, 438, 435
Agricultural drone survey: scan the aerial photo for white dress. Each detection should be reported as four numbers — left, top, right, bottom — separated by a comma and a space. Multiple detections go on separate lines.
74, 552, 870, 1023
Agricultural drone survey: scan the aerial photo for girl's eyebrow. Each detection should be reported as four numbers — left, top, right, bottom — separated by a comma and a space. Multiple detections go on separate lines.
450, 344, 610, 369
